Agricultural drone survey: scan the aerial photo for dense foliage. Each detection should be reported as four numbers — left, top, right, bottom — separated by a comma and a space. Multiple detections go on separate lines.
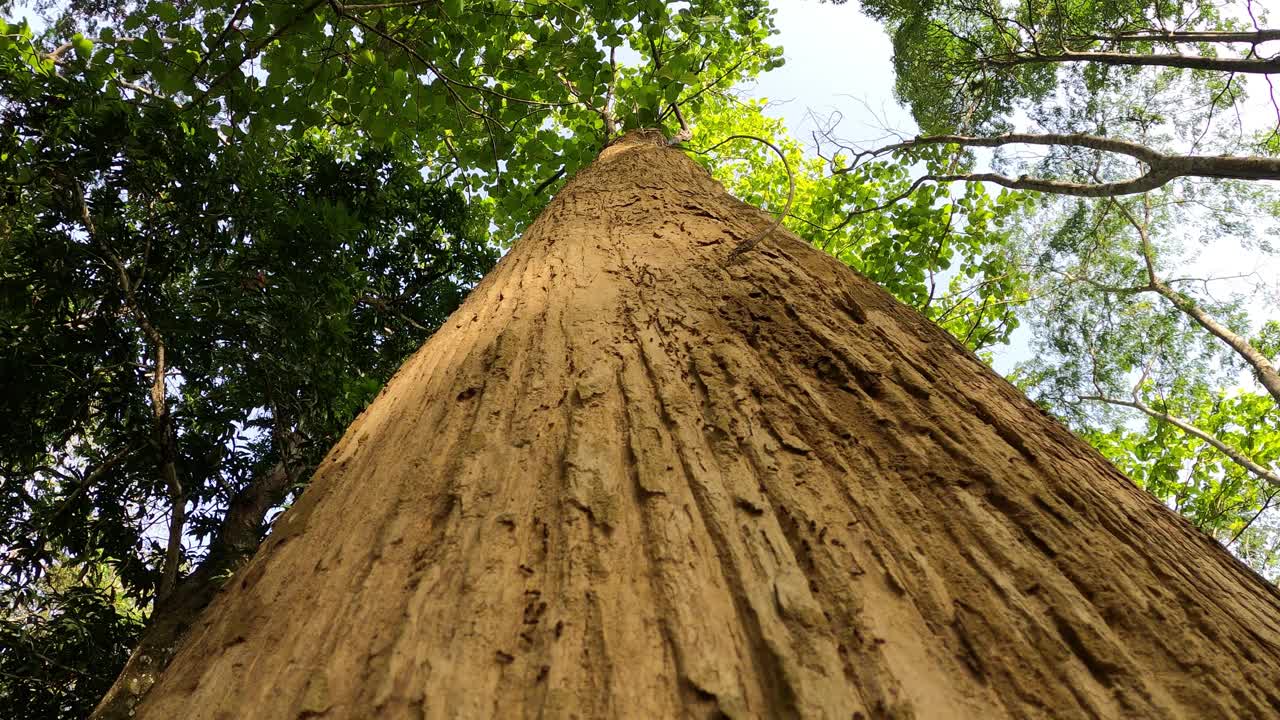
0, 44, 493, 716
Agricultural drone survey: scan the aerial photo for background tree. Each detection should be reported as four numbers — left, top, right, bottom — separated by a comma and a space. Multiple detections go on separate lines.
831, 0, 1280, 576
0, 48, 494, 717
814, 0, 1278, 198
1010, 188, 1280, 577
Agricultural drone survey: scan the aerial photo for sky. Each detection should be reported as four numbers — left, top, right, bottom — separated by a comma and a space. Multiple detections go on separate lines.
747, 2, 915, 148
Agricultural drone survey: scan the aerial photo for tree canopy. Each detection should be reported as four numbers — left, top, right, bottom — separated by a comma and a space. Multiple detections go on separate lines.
0, 38, 494, 716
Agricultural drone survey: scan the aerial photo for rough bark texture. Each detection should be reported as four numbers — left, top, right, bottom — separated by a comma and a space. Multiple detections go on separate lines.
132, 131, 1280, 719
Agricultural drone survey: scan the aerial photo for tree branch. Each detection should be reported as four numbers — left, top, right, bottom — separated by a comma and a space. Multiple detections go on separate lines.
847, 132, 1280, 198
1110, 199, 1280, 406
1079, 394, 1280, 490
1086, 29, 1280, 44
988, 49, 1280, 75
72, 185, 185, 603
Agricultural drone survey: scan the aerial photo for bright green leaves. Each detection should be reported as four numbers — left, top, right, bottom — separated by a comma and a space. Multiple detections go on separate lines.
0, 19, 57, 75
8, 0, 782, 246
1085, 385, 1280, 580
71, 32, 94, 59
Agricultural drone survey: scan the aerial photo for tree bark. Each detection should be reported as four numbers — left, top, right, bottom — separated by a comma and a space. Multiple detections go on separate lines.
127, 131, 1280, 718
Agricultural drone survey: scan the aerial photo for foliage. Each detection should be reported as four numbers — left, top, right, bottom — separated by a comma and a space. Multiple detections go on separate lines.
0, 559, 143, 720
1084, 387, 1280, 578
0, 44, 494, 714
1009, 191, 1280, 577
856, 0, 1258, 137
2, 0, 782, 244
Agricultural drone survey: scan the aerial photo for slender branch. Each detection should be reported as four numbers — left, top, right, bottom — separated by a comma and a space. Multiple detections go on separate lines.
668, 103, 692, 144
849, 132, 1166, 168
48, 444, 143, 525
72, 185, 185, 602
987, 49, 1280, 74
357, 294, 430, 331
1080, 394, 1280, 490
1228, 491, 1277, 547
1085, 29, 1280, 44
154, 339, 184, 603
187, 0, 254, 81
532, 167, 567, 195
336, 0, 442, 11
659, 49, 763, 124
43, 40, 75, 63
1110, 199, 1280, 406
846, 132, 1280, 199
603, 45, 618, 139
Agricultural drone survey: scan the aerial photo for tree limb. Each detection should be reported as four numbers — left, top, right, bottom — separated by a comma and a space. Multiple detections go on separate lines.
847, 132, 1280, 198
988, 49, 1280, 75
1085, 29, 1280, 44
72, 185, 185, 603
1109, 199, 1280, 406
1079, 394, 1280, 490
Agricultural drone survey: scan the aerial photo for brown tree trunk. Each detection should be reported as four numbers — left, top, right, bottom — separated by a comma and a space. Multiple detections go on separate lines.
127, 131, 1280, 718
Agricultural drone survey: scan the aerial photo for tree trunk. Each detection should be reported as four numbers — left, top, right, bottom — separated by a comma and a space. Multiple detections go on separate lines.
127, 130, 1280, 718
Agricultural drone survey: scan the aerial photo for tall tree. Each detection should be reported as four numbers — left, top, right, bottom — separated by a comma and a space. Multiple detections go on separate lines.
124, 131, 1280, 719
4, 5, 1024, 713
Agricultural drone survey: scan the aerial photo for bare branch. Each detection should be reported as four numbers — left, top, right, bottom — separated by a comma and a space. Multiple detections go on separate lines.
845, 132, 1280, 200
988, 49, 1280, 74
1109, 199, 1280, 406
